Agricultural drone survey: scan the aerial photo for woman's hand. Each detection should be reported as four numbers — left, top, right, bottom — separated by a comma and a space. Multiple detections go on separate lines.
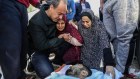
58, 33, 72, 42
63, 33, 72, 42
106, 66, 115, 79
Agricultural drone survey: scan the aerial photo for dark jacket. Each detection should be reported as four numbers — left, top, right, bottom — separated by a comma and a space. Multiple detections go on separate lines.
28, 4, 69, 54
74, 1, 91, 22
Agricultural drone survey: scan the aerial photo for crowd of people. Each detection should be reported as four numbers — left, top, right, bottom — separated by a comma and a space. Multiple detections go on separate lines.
0, 0, 139, 79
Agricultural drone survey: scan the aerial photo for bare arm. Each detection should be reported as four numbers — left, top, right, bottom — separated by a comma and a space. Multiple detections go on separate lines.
69, 37, 82, 46
58, 33, 82, 46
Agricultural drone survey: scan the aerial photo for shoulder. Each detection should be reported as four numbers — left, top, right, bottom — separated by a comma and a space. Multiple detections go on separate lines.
95, 21, 108, 37
85, 2, 90, 6
30, 11, 40, 23
29, 11, 45, 27
93, 19, 105, 31
28, 12, 46, 31
75, 2, 80, 6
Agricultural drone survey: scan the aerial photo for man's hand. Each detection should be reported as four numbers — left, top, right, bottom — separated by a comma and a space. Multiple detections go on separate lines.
58, 34, 64, 38
42, 1, 47, 4
58, 33, 72, 42
100, 0, 104, 13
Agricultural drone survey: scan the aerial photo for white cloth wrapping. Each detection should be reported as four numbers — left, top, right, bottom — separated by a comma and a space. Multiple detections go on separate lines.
45, 65, 123, 79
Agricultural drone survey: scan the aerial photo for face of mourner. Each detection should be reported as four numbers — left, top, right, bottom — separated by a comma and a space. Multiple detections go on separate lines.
49, 1, 67, 22
56, 19, 65, 31
82, 16, 92, 28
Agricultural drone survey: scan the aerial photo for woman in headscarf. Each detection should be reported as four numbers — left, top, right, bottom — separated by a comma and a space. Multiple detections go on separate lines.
56, 14, 83, 64
78, 9, 115, 78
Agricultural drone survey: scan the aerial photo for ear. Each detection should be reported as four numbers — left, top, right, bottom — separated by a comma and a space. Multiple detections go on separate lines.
49, 4, 54, 10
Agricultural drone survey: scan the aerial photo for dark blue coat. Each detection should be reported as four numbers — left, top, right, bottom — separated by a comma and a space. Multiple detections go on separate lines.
74, 2, 91, 22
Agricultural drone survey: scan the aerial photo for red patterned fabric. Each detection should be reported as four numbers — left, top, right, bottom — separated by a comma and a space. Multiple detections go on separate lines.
57, 15, 83, 63
17, 0, 39, 8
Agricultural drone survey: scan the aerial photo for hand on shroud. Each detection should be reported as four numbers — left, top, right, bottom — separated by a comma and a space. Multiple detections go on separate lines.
106, 66, 115, 79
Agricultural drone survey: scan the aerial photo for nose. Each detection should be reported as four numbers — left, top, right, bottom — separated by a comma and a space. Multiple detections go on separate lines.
83, 22, 87, 26
58, 23, 62, 27
59, 24, 62, 27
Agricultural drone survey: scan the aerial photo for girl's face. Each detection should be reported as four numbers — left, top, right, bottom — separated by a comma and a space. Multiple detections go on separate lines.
56, 19, 65, 31
81, 16, 92, 28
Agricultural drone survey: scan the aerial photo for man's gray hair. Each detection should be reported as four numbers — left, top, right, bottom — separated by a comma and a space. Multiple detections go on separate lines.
47, 0, 67, 8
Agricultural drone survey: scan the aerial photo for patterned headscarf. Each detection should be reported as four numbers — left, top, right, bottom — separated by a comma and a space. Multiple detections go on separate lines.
78, 9, 110, 70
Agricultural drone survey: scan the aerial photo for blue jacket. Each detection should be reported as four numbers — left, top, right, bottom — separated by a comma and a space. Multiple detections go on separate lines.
67, 0, 76, 21
74, 2, 91, 22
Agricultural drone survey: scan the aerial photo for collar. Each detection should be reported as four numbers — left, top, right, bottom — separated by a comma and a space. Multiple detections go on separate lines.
40, 4, 56, 26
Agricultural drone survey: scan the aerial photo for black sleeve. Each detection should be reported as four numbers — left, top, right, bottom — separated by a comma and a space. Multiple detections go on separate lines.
28, 22, 65, 51
35, 3, 41, 9
103, 48, 115, 66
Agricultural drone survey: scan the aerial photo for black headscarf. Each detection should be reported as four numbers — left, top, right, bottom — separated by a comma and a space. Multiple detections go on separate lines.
81, 12, 92, 21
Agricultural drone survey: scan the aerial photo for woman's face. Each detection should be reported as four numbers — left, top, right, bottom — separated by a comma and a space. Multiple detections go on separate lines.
56, 19, 65, 31
81, 16, 92, 28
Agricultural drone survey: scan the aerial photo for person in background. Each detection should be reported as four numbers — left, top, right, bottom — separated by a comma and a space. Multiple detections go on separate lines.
0, 0, 40, 79
28, 0, 72, 78
66, 0, 76, 21
78, 9, 115, 79
103, 0, 139, 75
74, 0, 90, 22
99, 0, 107, 21
56, 14, 83, 64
